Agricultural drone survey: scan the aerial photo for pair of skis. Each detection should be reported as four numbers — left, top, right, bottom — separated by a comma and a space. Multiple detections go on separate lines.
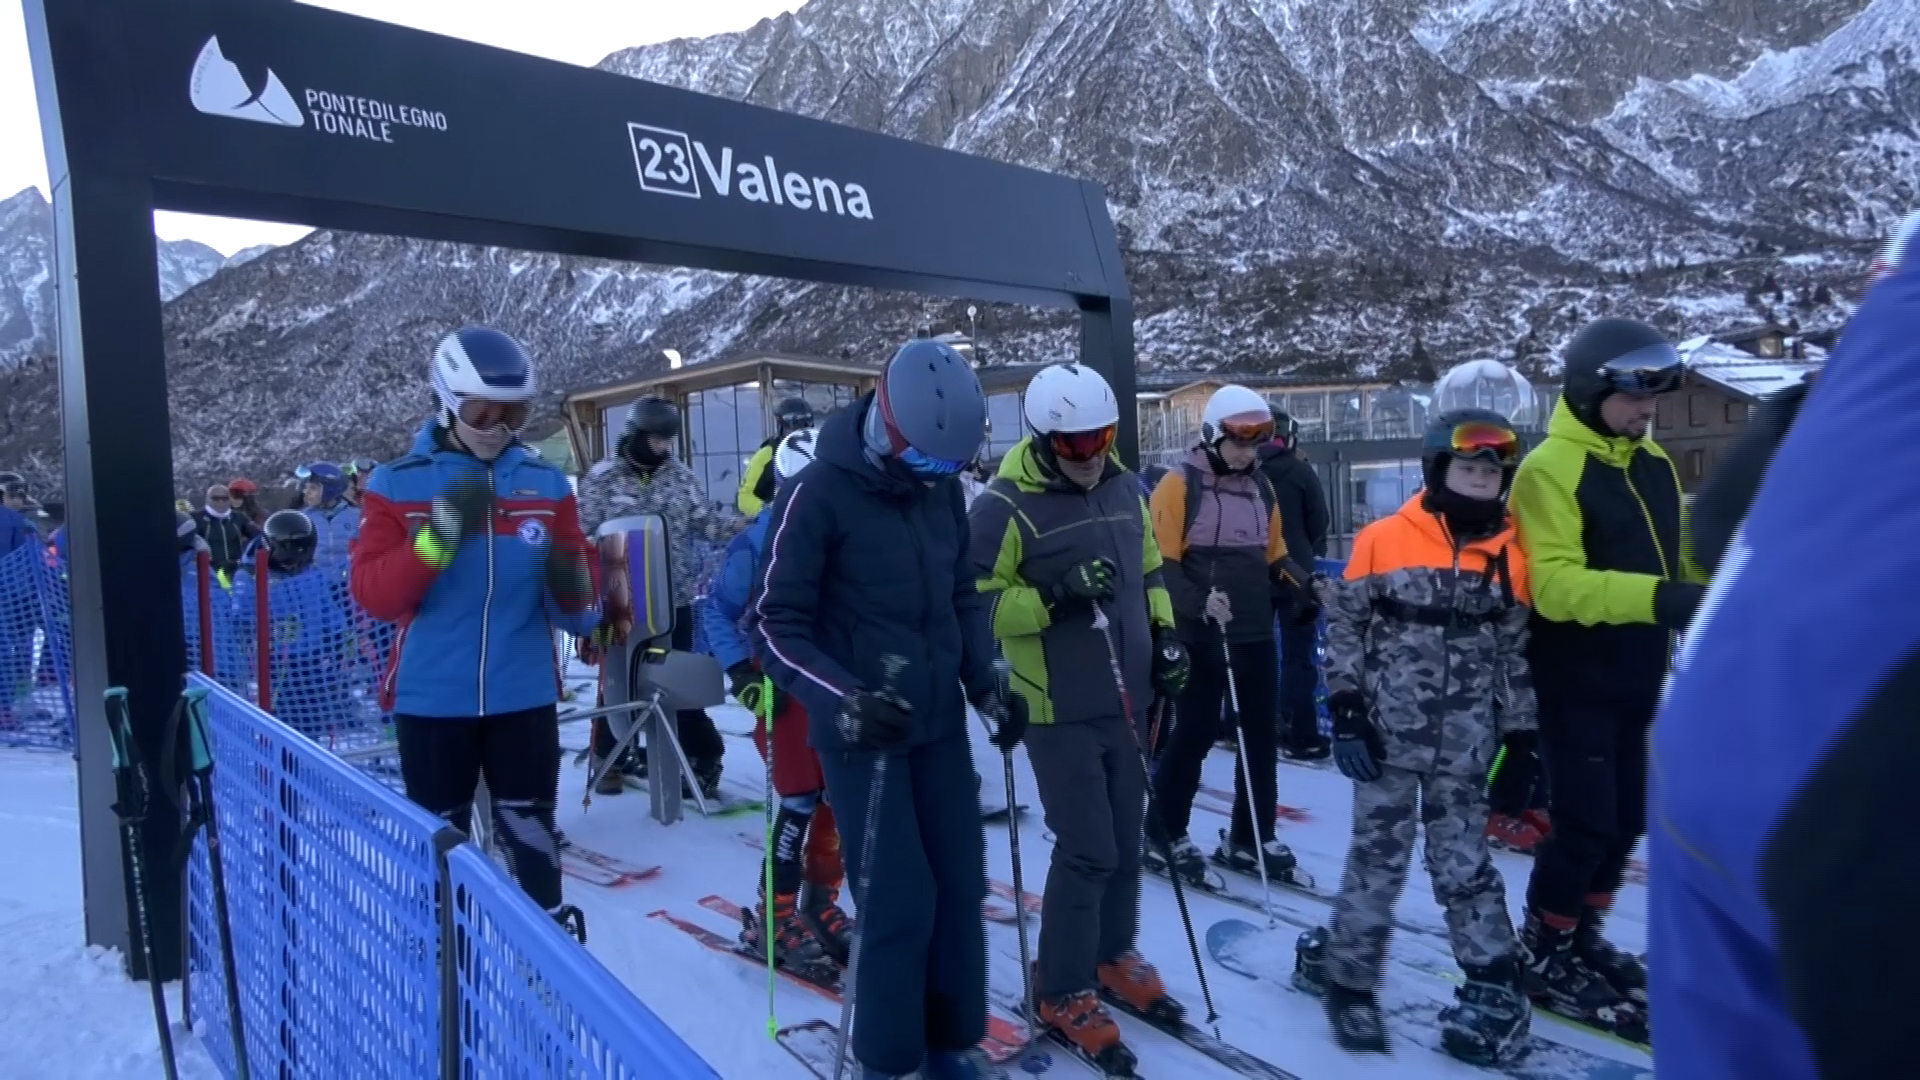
558, 838, 660, 888
105, 686, 250, 1080
736, 832, 1033, 924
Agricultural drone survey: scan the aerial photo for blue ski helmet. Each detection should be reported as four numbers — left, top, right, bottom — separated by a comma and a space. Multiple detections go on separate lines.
873, 339, 986, 475
297, 461, 348, 504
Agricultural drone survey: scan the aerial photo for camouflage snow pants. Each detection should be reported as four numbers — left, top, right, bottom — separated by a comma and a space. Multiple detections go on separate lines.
1326, 763, 1517, 992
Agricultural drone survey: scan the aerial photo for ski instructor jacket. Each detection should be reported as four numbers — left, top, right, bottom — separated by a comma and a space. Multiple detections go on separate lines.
968, 438, 1176, 727
351, 424, 601, 717
754, 392, 999, 752
1510, 398, 1703, 704
1326, 493, 1535, 778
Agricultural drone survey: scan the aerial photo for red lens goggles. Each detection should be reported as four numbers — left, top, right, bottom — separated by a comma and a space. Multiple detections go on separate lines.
1047, 425, 1117, 463
1449, 421, 1520, 464
458, 399, 530, 432
1215, 416, 1275, 446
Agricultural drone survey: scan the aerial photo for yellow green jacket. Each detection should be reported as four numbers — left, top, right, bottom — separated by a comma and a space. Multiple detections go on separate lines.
736, 442, 777, 518
1511, 398, 1704, 701
967, 438, 1175, 725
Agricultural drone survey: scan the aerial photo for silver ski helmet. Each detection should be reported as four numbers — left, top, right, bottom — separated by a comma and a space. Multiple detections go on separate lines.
872, 339, 987, 476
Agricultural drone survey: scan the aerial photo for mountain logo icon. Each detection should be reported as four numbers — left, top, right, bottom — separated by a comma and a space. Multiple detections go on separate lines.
189, 36, 304, 127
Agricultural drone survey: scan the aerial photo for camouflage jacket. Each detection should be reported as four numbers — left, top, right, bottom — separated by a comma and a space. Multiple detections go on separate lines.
578, 457, 741, 608
1325, 494, 1537, 778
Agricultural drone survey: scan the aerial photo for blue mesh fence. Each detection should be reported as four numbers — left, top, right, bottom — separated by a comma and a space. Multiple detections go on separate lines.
446, 845, 721, 1079
183, 675, 447, 1078
0, 541, 75, 750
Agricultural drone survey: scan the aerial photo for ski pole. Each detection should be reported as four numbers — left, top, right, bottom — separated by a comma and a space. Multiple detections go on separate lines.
104, 688, 180, 1080
833, 654, 908, 1080
759, 675, 778, 1040
989, 659, 1037, 1032
1217, 626, 1278, 927
1091, 609, 1221, 1036
183, 687, 250, 1080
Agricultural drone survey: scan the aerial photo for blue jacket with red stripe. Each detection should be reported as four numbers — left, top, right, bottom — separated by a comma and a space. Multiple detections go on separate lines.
350, 424, 599, 718
1651, 243, 1920, 1079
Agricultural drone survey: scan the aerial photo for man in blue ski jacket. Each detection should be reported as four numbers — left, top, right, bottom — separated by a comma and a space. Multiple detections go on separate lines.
1651, 219, 1920, 1079
756, 340, 1026, 1080
299, 462, 361, 575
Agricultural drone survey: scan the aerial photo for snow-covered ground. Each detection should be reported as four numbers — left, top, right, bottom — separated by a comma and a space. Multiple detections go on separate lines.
0, 699, 1651, 1079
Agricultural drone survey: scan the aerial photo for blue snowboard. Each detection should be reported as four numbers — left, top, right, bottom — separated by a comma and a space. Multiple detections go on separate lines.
1205, 919, 1652, 1080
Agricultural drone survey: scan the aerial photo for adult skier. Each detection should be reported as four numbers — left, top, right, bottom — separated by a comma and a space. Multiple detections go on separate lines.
1648, 212, 1920, 1080
699, 426, 852, 971
1295, 409, 1537, 1063
1145, 384, 1319, 885
350, 326, 600, 937
1257, 403, 1332, 760
1509, 316, 1700, 1039
755, 338, 1021, 1080
737, 396, 816, 518
969, 362, 1190, 1071
195, 484, 258, 576
578, 395, 742, 799
297, 462, 360, 575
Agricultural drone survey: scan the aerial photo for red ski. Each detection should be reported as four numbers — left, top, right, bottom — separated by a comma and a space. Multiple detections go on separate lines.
737, 832, 1026, 923
1199, 784, 1313, 823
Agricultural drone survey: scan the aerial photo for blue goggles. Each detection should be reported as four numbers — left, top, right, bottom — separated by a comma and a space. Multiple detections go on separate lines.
898, 446, 968, 477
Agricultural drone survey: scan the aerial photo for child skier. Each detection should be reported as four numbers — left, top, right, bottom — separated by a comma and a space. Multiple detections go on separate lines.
227, 510, 353, 739
699, 426, 853, 974
1294, 409, 1539, 1065
756, 339, 1022, 1080
969, 363, 1191, 1073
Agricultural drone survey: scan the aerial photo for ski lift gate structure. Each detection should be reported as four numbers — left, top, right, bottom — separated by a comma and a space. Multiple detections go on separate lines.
26, 0, 1136, 978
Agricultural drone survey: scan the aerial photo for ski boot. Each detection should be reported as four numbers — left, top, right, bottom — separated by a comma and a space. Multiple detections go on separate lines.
1296, 929, 1389, 1053
691, 757, 725, 804
742, 891, 836, 980
1212, 828, 1299, 879
1097, 950, 1185, 1023
1521, 911, 1647, 1042
1438, 955, 1530, 1065
549, 903, 588, 944
799, 880, 855, 968
1487, 812, 1544, 854
1521, 808, 1552, 839
1280, 733, 1332, 762
1036, 990, 1138, 1075
1143, 833, 1213, 888
858, 1065, 920, 1080
1576, 902, 1648, 1006
924, 1047, 999, 1079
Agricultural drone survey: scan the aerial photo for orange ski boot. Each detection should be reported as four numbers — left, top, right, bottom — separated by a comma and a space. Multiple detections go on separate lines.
1098, 950, 1186, 1023
1037, 990, 1136, 1074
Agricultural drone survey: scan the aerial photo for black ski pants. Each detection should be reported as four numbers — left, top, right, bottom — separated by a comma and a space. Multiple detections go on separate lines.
1526, 691, 1653, 920
1026, 714, 1147, 1001
592, 605, 724, 765
397, 705, 563, 910
817, 731, 986, 1075
1151, 636, 1280, 848
1276, 616, 1322, 748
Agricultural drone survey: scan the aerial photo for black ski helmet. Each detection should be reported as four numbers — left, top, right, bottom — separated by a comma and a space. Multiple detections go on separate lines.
1268, 403, 1300, 450
873, 339, 987, 469
1421, 408, 1521, 496
175, 510, 199, 555
1561, 318, 1683, 423
625, 396, 681, 440
262, 509, 317, 574
773, 397, 815, 437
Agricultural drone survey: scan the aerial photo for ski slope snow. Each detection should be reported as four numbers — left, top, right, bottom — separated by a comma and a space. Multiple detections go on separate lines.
0, 700, 1651, 1079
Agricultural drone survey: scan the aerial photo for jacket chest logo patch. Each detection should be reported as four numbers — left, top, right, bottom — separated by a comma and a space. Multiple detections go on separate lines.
518, 518, 548, 546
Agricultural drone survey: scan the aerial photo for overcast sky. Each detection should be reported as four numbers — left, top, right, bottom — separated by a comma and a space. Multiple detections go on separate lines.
0, 0, 804, 254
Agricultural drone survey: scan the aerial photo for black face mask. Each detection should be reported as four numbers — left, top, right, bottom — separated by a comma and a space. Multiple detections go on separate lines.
619, 434, 667, 472
1425, 483, 1506, 538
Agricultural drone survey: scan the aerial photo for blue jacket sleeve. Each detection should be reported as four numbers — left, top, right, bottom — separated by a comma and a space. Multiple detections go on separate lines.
754, 478, 860, 724
950, 482, 997, 696
701, 533, 758, 673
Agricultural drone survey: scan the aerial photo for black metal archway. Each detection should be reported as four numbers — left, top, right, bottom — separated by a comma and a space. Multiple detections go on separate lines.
25, 0, 1135, 978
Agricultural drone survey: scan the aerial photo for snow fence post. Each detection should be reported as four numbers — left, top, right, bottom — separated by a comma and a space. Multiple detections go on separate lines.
195, 550, 213, 675
253, 547, 270, 710
433, 825, 467, 1080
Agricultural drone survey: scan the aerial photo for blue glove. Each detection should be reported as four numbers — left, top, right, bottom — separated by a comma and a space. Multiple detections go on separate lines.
1329, 689, 1384, 783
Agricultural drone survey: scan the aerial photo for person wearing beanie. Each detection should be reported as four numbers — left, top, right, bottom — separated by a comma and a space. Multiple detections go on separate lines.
1508, 316, 1702, 1042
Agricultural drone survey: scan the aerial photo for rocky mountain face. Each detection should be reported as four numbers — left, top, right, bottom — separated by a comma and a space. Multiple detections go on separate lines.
5, 0, 1916, 497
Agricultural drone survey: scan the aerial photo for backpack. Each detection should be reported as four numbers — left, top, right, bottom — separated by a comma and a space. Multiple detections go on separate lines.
1178, 462, 1279, 542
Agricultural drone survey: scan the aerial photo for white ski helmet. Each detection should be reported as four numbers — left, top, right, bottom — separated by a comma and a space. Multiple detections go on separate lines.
431, 326, 537, 431
1022, 363, 1120, 435
1200, 384, 1273, 444
774, 427, 820, 482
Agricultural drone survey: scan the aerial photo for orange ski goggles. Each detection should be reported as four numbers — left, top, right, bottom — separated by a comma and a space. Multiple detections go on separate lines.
1447, 420, 1520, 464
1047, 424, 1118, 463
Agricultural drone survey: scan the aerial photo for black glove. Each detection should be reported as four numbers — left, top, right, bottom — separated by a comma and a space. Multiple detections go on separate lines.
835, 689, 914, 749
1489, 728, 1540, 807
1653, 580, 1707, 632
728, 662, 787, 720
1044, 556, 1117, 612
428, 470, 491, 550
1272, 560, 1322, 626
971, 685, 1029, 751
1150, 628, 1190, 697
1329, 689, 1385, 783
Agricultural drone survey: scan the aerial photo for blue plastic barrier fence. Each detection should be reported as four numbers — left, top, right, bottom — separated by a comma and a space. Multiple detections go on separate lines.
183, 675, 448, 1079
446, 844, 722, 1079
0, 542, 75, 750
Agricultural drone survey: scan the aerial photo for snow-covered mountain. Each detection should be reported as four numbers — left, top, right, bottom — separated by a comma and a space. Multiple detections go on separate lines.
9, 0, 1919, 495
0, 186, 258, 366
